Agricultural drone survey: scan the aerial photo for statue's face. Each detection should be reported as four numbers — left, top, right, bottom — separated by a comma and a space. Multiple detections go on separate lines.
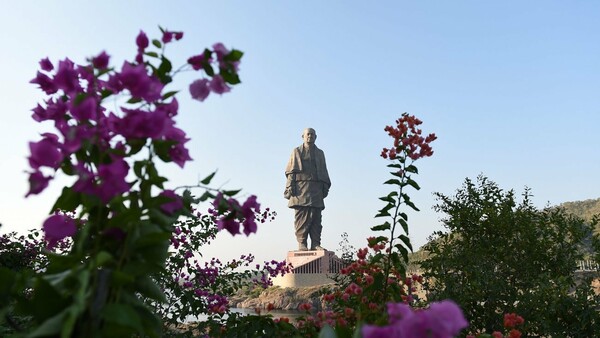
303, 129, 316, 145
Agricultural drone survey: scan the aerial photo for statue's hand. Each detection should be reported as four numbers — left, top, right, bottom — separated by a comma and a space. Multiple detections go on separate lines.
284, 187, 292, 200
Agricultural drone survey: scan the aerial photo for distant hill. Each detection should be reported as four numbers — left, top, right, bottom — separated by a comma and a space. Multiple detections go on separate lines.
557, 197, 600, 235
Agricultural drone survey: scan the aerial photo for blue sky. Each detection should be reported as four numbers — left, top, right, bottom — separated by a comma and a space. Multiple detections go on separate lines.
1, 1, 599, 265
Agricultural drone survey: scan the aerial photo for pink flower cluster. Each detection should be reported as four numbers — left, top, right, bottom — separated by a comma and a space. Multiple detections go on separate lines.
362, 300, 468, 338
27, 29, 242, 245
252, 259, 293, 288
187, 43, 240, 102
381, 113, 437, 161
211, 194, 261, 236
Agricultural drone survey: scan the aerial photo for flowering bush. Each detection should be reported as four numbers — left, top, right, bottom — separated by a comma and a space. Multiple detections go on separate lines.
0, 27, 261, 338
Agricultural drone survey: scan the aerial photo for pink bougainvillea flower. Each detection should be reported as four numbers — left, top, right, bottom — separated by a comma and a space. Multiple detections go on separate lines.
158, 97, 179, 117
174, 32, 184, 40
362, 300, 468, 338
168, 142, 192, 168
54, 58, 82, 94
92, 50, 110, 69
118, 62, 164, 102
26, 171, 51, 197
159, 189, 183, 215
209, 75, 230, 95
423, 300, 469, 337
162, 31, 174, 43
189, 78, 210, 101
136, 30, 149, 50
212, 43, 229, 62
28, 134, 62, 169
30, 71, 57, 95
96, 157, 130, 202
115, 107, 171, 140
217, 217, 240, 236
43, 214, 76, 249
187, 54, 210, 71
69, 95, 97, 121
39, 57, 54, 72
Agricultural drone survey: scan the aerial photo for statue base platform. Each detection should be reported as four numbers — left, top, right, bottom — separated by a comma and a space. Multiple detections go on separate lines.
272, 250, 345, 288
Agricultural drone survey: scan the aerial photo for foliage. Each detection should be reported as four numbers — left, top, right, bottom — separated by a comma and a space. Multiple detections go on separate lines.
420, 175, 600, 337
0, 27, 254, 338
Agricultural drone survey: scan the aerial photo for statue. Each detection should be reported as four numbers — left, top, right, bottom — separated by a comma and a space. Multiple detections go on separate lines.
284, 128, 331, 251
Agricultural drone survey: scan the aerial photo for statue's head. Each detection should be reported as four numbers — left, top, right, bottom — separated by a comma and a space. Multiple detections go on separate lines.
302, 128, 317, 146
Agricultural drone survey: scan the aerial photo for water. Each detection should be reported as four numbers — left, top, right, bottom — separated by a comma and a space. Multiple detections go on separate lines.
185, 308, 305, 323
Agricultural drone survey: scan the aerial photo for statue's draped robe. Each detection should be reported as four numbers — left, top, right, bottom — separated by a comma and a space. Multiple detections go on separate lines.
285, 144, 331, 209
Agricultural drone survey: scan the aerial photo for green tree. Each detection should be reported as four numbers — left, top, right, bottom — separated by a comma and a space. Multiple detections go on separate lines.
420, 175, 600, 337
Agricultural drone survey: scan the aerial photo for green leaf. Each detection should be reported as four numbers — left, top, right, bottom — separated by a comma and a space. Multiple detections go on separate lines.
399, 234, 413, 252
407, 178, 421, 190
145, 51, 159, 58
133, 161, 145, 178
223, 49, 244, 62
220, 68, 241, 85
371, 222, 391, 231
405, 165, 419, 174
398, 217, 409, 234
135, 276, 167, 303
28, 309, 68, 337
102, 303, 144, 332
94, 251, 114, 268
203, 63, 214, 77
127, 97, 142, 104
200, 171, 216, 185
158, 56, 172, 74
152, 39, 162, 48
51, 187, 81, 213
384, 178, 401, 186
162, 90, 178, 99
405, 200, 420, 212
223, 189, 241, 197
387, 163, 402, 169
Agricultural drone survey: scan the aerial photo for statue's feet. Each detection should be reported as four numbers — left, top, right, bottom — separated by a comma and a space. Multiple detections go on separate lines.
298, 244, 309, 251
311, 245, 326, 251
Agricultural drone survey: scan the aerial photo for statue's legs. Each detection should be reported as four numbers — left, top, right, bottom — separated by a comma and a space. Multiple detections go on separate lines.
308, 209, 322, 249
294, 207, 322, 250
294, 207, 310, 250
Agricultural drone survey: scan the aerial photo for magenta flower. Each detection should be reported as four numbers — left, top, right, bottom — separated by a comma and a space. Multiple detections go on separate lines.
162, 31, 174, 43
28, 134, 62, 169
362, 300, 468, 338
69, 96, 97, 121
54, 58, 82, 94
212, 43, 229, 61
30, 71, 57, 95
168, 143, 192, 168
118, 62, 164, 102
26, 171, 51, 197
96, 158, 130, 202
31, 98, 68, 122
158, 97, 179, 117
189, 78, 210, 101
136, 30, 149, 50
43, 214, 76, 249
159, 189, 183, 215
187, 54, 210, 71
115, 107, 171, 140
39, 57, 54, 71
217, 217, 240, 236
174, 32, 184, 40
92, 51, 110, 69
209, 75, 230, 95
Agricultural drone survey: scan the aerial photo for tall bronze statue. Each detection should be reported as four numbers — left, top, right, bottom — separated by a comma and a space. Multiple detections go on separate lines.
284, 128, 331, 251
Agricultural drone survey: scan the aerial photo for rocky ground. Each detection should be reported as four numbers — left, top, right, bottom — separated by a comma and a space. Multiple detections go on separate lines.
229, 284, 335, 311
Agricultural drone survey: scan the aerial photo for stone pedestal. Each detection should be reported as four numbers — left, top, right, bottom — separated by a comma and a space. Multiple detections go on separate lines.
272, 250, 344, 288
